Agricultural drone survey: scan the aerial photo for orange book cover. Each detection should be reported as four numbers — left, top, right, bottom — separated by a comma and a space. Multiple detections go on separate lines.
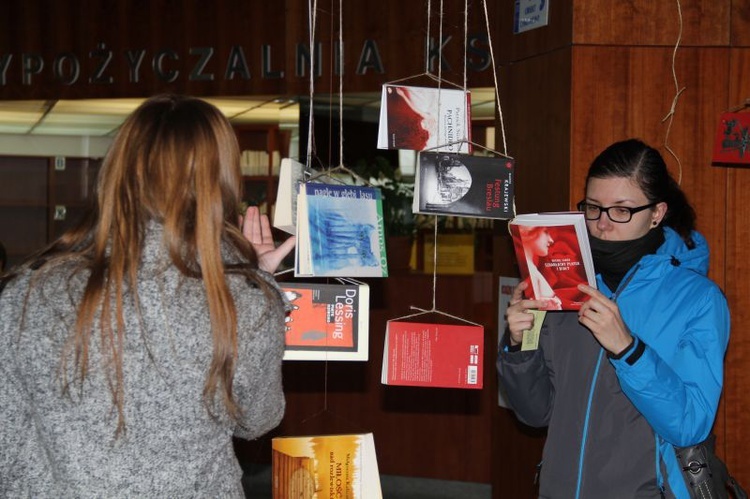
509, 212, 596, 311
380, 321, 484, 389
281, 282, 369, 361
272, 433, 382, 499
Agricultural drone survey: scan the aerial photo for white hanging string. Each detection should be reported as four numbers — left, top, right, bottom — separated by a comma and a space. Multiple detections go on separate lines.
424, 0, 432, 73
661, 0, 685, 185
338, 0, 344, 168
420, 0, 475, 320
481, 0, 508, 156
305, 0, 318, 171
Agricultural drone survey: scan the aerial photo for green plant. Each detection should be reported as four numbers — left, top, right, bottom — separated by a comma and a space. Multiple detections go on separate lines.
352, 156, 416, 237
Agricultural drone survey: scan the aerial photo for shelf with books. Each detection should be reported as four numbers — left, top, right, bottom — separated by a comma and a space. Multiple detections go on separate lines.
234, 124, 291, 214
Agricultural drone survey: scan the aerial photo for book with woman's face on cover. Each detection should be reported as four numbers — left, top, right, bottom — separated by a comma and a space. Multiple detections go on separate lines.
509, 212, 596, 310
377, 84, 472, 153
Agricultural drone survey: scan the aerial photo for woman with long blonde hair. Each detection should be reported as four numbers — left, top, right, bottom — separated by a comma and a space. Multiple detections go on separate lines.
0, 94, 295, 497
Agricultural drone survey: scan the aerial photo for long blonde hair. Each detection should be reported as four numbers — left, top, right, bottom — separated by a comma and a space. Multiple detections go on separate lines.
12, 94, 275, 435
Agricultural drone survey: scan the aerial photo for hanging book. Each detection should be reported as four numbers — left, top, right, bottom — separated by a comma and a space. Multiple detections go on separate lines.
273, 158, 307, 235
413, 151, 514, 219
272, 433, 382, 499
711, 111, 750, 165
295, 183, 388, 278
377, 84, 472, 153
381, 321, 484, 389
509, 212, 596, 310
281, 281, 370, 361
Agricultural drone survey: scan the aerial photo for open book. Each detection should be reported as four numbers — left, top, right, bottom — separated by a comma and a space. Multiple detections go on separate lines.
272, 433, 382, 499
413, 151, 514, 219
377, 84, 472, 153
509, 212, 596, 310
281, 281, 370, 361
295, 183, 388, 277
381, 321, 484, 389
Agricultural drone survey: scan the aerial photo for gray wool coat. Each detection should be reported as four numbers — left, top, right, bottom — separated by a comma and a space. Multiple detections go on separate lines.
0, 225, 288, 498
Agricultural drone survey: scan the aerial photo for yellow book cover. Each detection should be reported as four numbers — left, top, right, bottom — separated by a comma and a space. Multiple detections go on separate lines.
272, 433, 382, 499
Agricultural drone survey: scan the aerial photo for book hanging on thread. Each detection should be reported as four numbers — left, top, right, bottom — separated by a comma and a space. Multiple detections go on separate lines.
273, 158, 307, 235
413, 149, 515, 219
377, 80, 472, 154
295, 179, 388, 278
508, 212, 596, 311
280, 278, 370, 361
272, 432, 382, 499
381, 319, 484, 389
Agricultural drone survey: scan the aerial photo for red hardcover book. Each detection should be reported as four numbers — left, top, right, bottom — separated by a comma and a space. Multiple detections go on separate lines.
281, 281, 369, 361
381, 321, 484, 389
509, 212, 596, 311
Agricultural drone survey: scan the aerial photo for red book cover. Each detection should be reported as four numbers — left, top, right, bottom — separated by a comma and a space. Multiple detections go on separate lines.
509, 212, 596, 310
281, 282, 369, 361
381, 321, 484, 389
377, 84, 472, 153
712, 111, 750, 165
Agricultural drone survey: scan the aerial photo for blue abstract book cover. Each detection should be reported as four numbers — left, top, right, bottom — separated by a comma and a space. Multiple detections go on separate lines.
296, 183, 388, 277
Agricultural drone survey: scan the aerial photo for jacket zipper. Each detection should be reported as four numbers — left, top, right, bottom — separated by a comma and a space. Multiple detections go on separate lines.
574, 266, 640, 498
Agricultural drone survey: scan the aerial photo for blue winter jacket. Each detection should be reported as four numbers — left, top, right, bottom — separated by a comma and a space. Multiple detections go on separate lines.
498, 227, 730, 498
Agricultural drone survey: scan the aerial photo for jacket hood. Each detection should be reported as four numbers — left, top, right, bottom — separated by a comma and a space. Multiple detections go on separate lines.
637, 227, 709, 278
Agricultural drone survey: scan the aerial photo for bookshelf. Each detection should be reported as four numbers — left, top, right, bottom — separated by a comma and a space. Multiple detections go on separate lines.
234, 124, 291, 215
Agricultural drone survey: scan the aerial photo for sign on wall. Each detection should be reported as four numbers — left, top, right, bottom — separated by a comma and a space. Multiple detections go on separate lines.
513, 0, 549, 34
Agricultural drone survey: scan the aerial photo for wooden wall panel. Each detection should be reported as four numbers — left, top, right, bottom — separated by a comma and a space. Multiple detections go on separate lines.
498, 47, 573, 214
493, 0, 573, 64
0, 0, 504, 100
573, 0, 730, 46
730, 0, 750, 47
570, 46, 729, 270
722, 47, 750, 486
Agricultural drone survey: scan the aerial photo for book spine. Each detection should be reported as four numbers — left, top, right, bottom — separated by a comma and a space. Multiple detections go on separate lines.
375, 191, 389, 277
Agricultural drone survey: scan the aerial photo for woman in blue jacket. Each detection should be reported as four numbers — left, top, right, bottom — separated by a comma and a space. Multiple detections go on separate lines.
498, 138, 730, 498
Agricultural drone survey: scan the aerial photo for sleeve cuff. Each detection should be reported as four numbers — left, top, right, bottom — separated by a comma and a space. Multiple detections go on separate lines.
608, 336, 646, 366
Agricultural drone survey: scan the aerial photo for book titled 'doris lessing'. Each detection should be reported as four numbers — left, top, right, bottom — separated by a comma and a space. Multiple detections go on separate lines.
281, 281, 370, 361
381, 321, 484, 389
377, 84, 472, 153
413, 151, 515, 219
295, 183, 388, 278
509, 212, 596, 311
272, 433, 382, 499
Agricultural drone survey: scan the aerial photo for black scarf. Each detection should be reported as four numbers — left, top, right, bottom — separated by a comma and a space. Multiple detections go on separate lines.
589, 228, 665, 292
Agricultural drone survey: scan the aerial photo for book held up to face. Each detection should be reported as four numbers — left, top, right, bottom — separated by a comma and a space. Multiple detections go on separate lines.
509, 212, 596, 310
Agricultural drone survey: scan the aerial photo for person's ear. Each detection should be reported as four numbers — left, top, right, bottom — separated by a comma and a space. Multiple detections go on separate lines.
651, 201, 668, 227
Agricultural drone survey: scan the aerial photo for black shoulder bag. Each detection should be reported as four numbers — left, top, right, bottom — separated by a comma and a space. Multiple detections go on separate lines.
675, 435, 747, 499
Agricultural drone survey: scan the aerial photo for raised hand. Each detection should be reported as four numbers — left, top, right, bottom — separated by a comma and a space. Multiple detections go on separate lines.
241, 206, 296, 273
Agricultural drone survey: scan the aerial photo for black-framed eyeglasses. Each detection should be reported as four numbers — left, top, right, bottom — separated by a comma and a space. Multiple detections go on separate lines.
576, 200, 658, 223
